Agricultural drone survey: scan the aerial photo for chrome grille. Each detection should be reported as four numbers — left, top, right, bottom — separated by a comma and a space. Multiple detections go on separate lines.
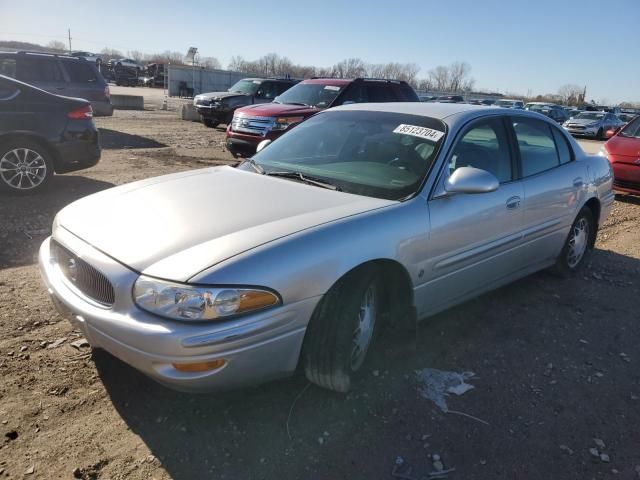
51, 241, 115, 307
231, 115, 274, 136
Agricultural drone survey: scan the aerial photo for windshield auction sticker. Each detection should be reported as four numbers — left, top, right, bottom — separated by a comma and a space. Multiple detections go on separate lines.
324, 85, 341, 91
393, 124, 444, 142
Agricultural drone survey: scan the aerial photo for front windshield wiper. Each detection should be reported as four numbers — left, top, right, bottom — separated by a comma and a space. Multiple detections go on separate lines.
284, 102, 311, 107
265, 170, 341, 191
243, 157, 264, 174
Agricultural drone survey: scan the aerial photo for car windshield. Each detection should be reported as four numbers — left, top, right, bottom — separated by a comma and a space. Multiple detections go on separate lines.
274, 83, 345, 108
619, 117, 640, 138
575, 112, 604, 120
229, 79, 260, 95
244, 110, 446, 200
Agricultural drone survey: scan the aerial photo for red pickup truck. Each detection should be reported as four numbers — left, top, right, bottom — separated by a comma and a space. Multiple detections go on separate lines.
225, 77, 419, 157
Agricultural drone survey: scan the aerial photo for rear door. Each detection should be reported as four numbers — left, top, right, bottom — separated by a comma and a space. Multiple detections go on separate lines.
511, 116, 587, 264
16, 55, 66, 94
419, 116, 526, 315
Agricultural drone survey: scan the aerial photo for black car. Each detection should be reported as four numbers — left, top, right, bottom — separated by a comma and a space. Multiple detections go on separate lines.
0, 74, 100, 194
436, 95, 465, 103
194, 77, 299, 128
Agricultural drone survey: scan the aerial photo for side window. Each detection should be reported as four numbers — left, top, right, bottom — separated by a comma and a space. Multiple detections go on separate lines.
276, 82, 293, 95
366, 84, 395, 102
256, 81, 277, 100
338, 84, 368, 104
62, 60, 97, 82
0, 77, 19, 100
0, 58, 16, 78
551, 127, 572, 164
393, 84, 418, 101
17, 57, 64, 83
448, 118, 513, 183
512, 118, 560, 177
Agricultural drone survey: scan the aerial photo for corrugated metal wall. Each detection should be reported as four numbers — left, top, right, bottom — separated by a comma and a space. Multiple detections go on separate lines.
167, 65, 249, 96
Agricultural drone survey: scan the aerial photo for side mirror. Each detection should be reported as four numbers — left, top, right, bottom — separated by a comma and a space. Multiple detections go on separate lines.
256, 139, 272, 153
445, 166, 499, 194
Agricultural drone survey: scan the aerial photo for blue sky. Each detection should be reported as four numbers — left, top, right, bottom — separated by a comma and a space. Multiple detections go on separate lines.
1, 0, 638, 103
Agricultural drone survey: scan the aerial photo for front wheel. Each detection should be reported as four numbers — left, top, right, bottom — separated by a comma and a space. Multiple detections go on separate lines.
552, 206, 595, 276
0, 140, 54, 194
201, 116, 219, 128
302, 265, 380, 392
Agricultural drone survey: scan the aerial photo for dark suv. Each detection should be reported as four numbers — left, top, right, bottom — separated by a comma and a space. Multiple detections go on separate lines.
0, 74, 101, 194
0, 51, 112, 116
193, 77, 299, 128
225, 77, 419, 157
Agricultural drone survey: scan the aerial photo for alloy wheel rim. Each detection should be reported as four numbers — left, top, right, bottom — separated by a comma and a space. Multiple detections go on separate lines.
350, 284, 376, 371
567, 217, 589, 268
0, 148, 47, 190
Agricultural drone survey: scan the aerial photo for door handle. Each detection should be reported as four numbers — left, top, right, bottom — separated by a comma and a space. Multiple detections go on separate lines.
573, 177, 584, 188
506, 196, 521, 209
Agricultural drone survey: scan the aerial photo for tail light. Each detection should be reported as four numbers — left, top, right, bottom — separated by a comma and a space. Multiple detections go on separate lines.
104, 85, 110, 100
67, 105, 94, 120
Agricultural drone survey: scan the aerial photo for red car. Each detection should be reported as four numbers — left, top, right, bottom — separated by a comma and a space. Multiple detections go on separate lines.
225, 77, 419, 157
601, 115, 640, 194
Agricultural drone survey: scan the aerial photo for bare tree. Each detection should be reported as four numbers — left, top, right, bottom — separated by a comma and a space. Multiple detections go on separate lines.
557, 84, 584, 105
127, 50, 145, 63
46, 40, 67, 52
100, 48, 123, 62
200, 56, 221, 69
331, 58, 367, 78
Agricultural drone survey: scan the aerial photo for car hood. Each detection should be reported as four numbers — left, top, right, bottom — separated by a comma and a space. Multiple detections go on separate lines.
235, 102, 320, 117
567, 118, 602, 126
197, 91, 248, 101
56, 166, 394, 281
606, 134, 640, 157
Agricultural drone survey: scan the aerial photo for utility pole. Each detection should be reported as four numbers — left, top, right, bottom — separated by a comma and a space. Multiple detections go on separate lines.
67, 28, 72, 52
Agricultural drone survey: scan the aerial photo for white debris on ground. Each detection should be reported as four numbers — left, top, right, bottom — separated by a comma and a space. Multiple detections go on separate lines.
416, 368, 477, 412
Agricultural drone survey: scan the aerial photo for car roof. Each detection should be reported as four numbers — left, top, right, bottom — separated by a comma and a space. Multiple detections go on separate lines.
301, 78, 352, 86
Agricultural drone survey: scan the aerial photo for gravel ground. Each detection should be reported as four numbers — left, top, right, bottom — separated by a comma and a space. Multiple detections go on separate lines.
0, 110, 639, 479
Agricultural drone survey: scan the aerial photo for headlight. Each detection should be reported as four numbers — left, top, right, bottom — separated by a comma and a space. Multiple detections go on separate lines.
133, 276, 280, 321
271, 116, 305, 131
598, 147, 609, 160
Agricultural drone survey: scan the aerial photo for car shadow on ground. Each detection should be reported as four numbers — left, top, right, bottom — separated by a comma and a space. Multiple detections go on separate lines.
98, 128, 167, 149
0, 175, 115, 269
615, 193, 640, 206
412, 248, 640, 479
93, 325, 418, 479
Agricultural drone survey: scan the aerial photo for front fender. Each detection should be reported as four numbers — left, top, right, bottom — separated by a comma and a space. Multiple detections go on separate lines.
189, 199, 430, 305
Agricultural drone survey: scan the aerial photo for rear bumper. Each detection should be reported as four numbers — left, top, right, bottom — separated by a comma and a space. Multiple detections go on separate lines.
91, 100, 114, 117
53, 126, 101, 173
38, 233, 317, 392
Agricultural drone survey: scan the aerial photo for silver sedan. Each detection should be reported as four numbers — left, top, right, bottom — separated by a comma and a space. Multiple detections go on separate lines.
39, 103, 614, 393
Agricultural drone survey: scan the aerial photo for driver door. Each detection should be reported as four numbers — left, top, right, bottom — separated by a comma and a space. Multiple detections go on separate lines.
417, 117, 527, 316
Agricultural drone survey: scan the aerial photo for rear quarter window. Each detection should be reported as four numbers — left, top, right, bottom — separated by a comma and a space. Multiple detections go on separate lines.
62, 60, 98, 82
0, 58, 16, 78
17, 57, 64, 83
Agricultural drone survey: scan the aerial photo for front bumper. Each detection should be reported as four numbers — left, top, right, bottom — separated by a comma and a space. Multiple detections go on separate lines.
565, 126, 599, 137
611, 160, 640, 194
195, 105, 231, 121
38, 233, 316, 392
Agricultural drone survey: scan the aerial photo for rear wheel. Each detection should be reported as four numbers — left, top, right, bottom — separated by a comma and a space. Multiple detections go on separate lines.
302, 265, 380, 392
0, 140, 53, 194
552, 206, 595, 276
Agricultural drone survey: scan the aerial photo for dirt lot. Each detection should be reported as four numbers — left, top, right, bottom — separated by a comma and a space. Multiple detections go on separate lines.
1, 110, 639, 479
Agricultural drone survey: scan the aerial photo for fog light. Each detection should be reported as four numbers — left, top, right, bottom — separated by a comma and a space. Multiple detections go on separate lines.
172, 359, 226, 372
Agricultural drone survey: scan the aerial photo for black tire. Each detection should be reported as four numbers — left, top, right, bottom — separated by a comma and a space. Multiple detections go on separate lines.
302, 265, 380, 392
201, 116, 219, 128
552, 206, 595, 277
0, 139, 54, 195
